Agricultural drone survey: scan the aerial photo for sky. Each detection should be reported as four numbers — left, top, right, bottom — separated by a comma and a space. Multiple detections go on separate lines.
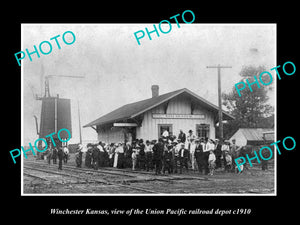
22, 23, 276, 145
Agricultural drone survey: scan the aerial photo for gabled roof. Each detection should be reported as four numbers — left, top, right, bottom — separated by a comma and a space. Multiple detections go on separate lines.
83, 88, 234, 128
234, 128, 274, 141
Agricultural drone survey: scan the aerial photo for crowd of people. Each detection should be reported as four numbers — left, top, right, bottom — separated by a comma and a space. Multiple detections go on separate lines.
42, 128, 269, 175
66, 129, 251, 176
41, 128, 273, 176
44, 145, 70, 170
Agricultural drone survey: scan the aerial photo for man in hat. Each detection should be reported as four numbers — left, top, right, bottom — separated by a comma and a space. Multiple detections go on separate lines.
85, 143, 93, 168
45, 147, 52, 165
97, 141, 107, 167
221, 140, 230, 170
186, 130, 196, 150
138, 139, 146, 170
152, 138, 164, 175
178, 129, 186, 144
230, 139, 242, 171
202, 138, 214, 175
175, 139, 183, 173
214, 139, 222, 169
190, 139, 197, 171
127, 142, 134, 168
145, 140, 153, 171
107, 143, 115, 167
194, 138, 204, 174
163, 143, 173, 174
178, 143, 189, 174
92, 144, 100, 170
52, 147, 57, 164
75, 144, 83, 168
57, 146, 64, 170
171, 140, 179, 173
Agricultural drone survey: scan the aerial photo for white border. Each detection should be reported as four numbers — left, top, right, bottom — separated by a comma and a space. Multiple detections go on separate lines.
21, 24, 24, 195
21, 23, 277, 196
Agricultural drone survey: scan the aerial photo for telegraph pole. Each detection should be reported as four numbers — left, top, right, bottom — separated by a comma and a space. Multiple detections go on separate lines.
206, 64, 232, 143
77, 99, 82, 144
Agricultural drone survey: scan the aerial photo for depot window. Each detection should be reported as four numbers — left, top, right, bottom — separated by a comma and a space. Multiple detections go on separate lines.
196, 124, 210, 139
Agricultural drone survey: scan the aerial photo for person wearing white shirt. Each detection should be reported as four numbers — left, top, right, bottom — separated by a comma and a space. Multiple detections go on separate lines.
63, 146, 69, 164
113, 143, 122, 168
200, 139, 206, 151
189, 140, 197, 171
221, 141, 230, 152
144, 140, 153, 171
206, 140, 215, 152
97, 144, 104, 152
178, 143, 189, 173
203, 138, 214, 174
175, 141, 182, 154
108, 144, 115, 167
208, 150, 216, 162
208, 150, 216, 175
162, 129, 169, 138
63, 146, 69, 154
131, 145, 138, 171
115, 143, 125, 168
186, 130, 196, 150
172, 141, 181, 173
221, 140, 230, 170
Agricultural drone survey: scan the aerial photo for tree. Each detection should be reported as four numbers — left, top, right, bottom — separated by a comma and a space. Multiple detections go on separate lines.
222, 65, 274, 139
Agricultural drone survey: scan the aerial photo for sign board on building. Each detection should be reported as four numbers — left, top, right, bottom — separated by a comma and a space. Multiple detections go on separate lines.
113, 123, 138, 127
152, 114, 205, 119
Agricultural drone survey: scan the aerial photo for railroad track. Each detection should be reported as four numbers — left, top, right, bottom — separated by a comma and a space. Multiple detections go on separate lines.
103, 167, 209, 181
24, 160, 209, 182
23, 172, 49, 181
24, 162, 174, 185
25, 161, 139, 178
23, 163, 158, 193
24, 166, 101, 183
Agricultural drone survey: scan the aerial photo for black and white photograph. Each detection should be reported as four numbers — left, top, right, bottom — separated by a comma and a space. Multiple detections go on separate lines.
21, 23, 276, 195
4, 3, 300, 221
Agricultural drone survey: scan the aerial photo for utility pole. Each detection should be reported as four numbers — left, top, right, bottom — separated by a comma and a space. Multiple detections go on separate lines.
77, 99, 82, 144
206, 64, 232, 143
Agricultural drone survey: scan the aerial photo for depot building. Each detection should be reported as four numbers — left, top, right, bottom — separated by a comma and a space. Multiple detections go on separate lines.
83, 85, 234, 143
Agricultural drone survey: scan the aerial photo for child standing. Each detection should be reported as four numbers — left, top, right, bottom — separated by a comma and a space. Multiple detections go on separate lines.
224, 151, 232, 172
132, 147, 138, 171
235, 158, 244, 174
208, 150, 216, 175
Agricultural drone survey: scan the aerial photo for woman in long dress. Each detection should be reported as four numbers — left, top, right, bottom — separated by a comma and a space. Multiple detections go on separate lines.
113, 143, 119, 168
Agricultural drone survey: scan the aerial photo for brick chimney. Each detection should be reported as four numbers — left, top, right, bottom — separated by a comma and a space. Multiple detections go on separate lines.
151, 85, 159, 98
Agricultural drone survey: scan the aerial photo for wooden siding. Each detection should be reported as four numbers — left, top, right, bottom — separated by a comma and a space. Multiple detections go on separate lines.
136, 95, 216, 140
97, 126, 124, 143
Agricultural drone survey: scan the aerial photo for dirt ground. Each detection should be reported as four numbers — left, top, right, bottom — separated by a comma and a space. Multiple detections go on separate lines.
23, 153, 275, 195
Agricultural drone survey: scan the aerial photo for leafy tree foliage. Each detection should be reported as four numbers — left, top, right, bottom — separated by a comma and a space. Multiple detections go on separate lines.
221, 65, 274, 139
